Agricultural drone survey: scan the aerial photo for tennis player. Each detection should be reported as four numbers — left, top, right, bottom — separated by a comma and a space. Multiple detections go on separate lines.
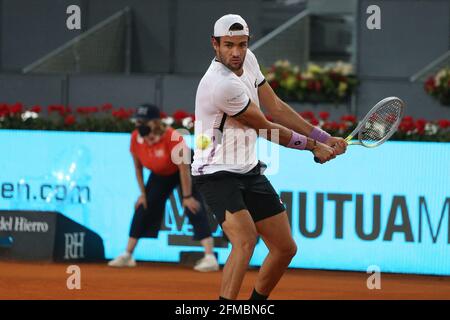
192, 14, 347, 299
108, 104, 219, 272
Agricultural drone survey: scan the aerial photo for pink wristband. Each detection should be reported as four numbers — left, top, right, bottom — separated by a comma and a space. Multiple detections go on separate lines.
310, 127, 331, 144
287, 131, 307, 150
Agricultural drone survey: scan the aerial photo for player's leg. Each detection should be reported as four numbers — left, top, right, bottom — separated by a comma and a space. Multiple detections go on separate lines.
242, 172, 297, 298
193, 174, 252, 297
220, 209, 258, 299
253, 211, 297, 297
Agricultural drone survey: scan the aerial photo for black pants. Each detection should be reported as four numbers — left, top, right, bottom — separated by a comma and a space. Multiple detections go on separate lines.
129, 171, 212, 241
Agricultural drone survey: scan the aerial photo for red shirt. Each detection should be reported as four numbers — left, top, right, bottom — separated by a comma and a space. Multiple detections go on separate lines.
130, 127, 185, 176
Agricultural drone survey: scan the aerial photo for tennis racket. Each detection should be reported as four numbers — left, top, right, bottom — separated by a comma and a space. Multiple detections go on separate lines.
314, 96, 406, 163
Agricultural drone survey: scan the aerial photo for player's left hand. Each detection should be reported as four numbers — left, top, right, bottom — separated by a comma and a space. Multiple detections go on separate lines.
183, 197, 201, 214
325, 136, 348, 155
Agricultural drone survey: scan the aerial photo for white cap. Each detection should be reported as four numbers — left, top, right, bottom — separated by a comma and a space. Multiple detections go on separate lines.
213, 14, 249, 37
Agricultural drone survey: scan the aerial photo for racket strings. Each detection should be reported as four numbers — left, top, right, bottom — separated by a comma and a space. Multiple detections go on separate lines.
360, 100, 402, 146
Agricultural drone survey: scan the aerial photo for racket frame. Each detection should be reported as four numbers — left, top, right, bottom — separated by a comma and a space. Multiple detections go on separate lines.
345, 96, 405, 148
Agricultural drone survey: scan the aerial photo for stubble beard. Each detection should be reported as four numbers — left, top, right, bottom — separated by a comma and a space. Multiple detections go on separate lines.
218, 52, 245, 73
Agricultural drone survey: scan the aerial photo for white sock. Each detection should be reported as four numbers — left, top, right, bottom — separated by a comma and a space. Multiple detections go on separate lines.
123, 251, 132, 258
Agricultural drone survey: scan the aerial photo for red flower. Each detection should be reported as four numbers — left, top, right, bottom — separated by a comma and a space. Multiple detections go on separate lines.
112, 108, 131, 120
415, 119, 427, 134
415, 118, 427, 127
399, 116, 416, 132
339, 123, 348, 131
319, 112, 330, 121
307, 80, 315, 90
77, 106, 99, 114
398, 123, 407, 132
270, 80, 279, 89
386, 114, 397, 123
438, 119, 450, 129
65, 106, 72, 114
416, 127, 425, 135
424, 77, 436, 93
48, 104, 66, 114
0, 103, 9, 117
76, 107, 85, 114
341, 115, 356, 123
332, 122, 340, 130
64, 114, 76, 126
10, 102, 23, 114
91, 107, 99, 113
59, 106, 71, 116
102, 103, 113, 111
30, 105, 42, 113
173, 110, 190, 121
322, 121, 339, 131
402, 116, 414, 123
329, 71, 339, 81
299, 111, 314, 119
310, 117, 319, 126
314, 80, 322, 92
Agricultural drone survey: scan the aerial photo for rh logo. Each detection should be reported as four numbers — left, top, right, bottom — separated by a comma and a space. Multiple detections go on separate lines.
64, 232, 85, 259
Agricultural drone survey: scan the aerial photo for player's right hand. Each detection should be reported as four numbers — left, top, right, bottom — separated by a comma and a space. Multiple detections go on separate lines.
135, 194, 148, 210
325, 136, 348, 155
312, 142, 336, 163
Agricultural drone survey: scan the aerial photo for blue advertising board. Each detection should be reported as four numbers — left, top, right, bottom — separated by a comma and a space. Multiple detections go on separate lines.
0, 130, 449, 275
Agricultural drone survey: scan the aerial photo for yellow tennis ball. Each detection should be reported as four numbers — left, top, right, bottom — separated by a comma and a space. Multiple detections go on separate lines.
196, 134, 212, 150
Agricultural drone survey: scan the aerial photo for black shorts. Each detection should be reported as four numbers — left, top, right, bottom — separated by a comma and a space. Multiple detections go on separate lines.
193, 162, 286, 225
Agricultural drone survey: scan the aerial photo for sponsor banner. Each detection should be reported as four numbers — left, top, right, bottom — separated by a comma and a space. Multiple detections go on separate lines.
0, 130, 449, 275
0, 215, 49, 232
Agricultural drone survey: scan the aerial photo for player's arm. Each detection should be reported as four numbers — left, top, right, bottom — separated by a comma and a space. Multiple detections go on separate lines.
258, 82, 347, 155
233, 100, 335, 163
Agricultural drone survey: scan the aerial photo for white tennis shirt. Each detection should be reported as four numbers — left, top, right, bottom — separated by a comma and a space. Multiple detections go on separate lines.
192, 49, 266, 175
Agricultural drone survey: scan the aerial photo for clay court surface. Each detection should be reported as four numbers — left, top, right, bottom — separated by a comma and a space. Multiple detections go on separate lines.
0, 260, 449, 300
